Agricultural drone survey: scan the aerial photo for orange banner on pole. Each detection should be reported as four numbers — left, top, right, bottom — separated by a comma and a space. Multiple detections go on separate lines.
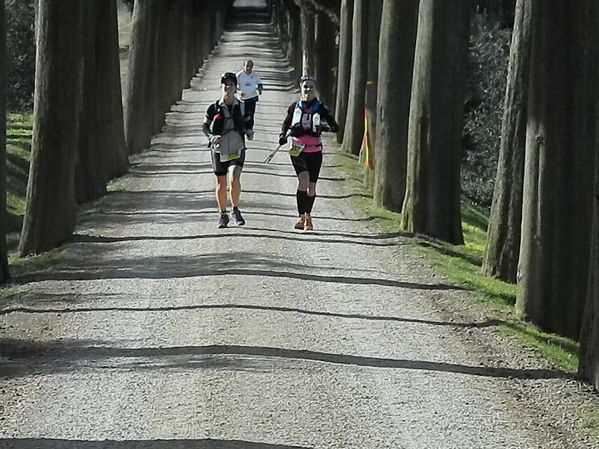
363, 108, 373, 169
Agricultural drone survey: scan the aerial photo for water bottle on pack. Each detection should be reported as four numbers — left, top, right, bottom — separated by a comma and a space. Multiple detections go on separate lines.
312, 113, 321, 134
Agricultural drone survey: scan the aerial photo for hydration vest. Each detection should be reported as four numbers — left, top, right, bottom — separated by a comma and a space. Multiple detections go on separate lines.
290, 100, 321, 137
211, 99, 246, 136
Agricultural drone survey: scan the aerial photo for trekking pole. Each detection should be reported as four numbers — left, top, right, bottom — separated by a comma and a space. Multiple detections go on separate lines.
263, 143, 283, 164
263, 132, 290, 163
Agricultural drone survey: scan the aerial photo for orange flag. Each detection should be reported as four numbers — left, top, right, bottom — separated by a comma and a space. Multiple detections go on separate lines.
362, 108, 373, 169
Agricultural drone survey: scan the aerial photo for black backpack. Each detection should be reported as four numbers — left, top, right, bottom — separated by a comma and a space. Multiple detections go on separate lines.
211, 100, 246, 136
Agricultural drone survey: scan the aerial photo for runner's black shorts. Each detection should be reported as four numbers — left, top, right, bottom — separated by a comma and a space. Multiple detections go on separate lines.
290, 150, 323, 183
211, 148, 246, 176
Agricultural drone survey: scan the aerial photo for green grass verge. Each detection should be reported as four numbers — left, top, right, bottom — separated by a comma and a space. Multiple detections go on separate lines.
6, 113, 32, 252
333, 148, 579, 374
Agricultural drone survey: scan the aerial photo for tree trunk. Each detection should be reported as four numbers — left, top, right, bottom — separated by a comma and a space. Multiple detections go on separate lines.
335, 0, 353, 143
290, 3, 302, 80
76, 0, 107, 204
76, 0, 128, 203
579, 145, 599, 389
214, 2, 227, 44
400, 0, 471, 244
516, 0, 598, 339
0, 0, 10, 281
341, 0, 368, 156
19, 0, 82, 255
281, 0, 301, 80
300, 6, 315, 76
201, 6, 212, 62
482, 0, 531, 282
192, 1, 204, 70
125, 0, 158, 155
151, 1, 168, 135
99, 0, 128, 181
314, 11, 337, 107
373, 0, 419, 211
179, 1, 193, 89
361, 0, 382, 189
165, 2, 184, 109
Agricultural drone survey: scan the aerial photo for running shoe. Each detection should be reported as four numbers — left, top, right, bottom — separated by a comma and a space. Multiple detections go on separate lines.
294, 215, 305, 230
217, 213, 229, 228
303, 214, 313, 231
231, 208, 246, 226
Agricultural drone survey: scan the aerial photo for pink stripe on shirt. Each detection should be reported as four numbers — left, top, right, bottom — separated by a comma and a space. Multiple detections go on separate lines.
293, 136, 322, 153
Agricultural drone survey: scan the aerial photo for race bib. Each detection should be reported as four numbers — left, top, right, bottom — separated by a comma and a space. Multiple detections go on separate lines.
288, 142, 304, 157
220, 151, 240, 162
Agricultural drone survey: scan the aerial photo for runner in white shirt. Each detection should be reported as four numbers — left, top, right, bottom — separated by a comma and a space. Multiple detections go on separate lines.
236, 60, 263, 131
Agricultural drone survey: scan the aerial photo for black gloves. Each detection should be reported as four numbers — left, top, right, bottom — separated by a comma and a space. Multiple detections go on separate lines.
279, 134, 288, 145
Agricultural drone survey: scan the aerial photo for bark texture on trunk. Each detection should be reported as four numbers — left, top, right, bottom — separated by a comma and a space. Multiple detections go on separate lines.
517, 0, 598, 339
125, 0, 158, 155
482, 0, 531, 282
99, 0, 128, 181
76, 0, 107, 204
373, 0, 419, 211
361, 0, 382, 188
335, 0, 353, 143
579, 154, 599, 389
400, 0, 471, 244
300, 7, 315, 76
0, 0, 9, 281
19, 0, 82, 255
341, 0, 368, 155
314, 11, 337, 108
284, 0, 302, 80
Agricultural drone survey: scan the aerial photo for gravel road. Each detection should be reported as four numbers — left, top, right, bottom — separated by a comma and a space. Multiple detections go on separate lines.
1, 6, 598, 449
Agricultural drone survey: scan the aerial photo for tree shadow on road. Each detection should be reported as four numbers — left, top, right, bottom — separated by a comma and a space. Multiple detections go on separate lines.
12, 251, 466, 292
0, 295, 499, 331
68, 231, 405, 247
0, 339, 572, 381
0, 439, 315, 449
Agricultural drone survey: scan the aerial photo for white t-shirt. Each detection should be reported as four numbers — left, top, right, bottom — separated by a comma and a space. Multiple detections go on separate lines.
236, 71, 262, 100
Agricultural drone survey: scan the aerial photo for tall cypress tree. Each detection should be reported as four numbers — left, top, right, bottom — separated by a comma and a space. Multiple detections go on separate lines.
341, 0, 368, 156
19, 0, 82, 255
373, 0, 419, 211
400, 0, 471, 244
0, 0, 10, 281
334, 0, 353, 143
482, 0, 532, 283
516, 0, 598, 339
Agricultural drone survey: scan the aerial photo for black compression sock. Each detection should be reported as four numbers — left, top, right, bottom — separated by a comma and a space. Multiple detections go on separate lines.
306, 194, 316, 214
296, 190, 308, 215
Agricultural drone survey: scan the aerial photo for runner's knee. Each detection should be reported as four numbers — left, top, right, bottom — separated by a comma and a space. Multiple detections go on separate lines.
215, 176, 227, 190
298, 173, 309, 190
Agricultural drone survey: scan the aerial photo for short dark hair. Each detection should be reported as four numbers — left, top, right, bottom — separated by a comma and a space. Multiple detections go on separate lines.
221, 72, 237, 85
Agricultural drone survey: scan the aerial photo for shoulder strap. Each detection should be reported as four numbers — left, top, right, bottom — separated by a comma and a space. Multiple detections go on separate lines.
291, 101, 303, 126
311, 101, 321, 113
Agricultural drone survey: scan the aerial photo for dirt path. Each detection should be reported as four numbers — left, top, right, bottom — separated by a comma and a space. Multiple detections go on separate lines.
1, 7, 598, 449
